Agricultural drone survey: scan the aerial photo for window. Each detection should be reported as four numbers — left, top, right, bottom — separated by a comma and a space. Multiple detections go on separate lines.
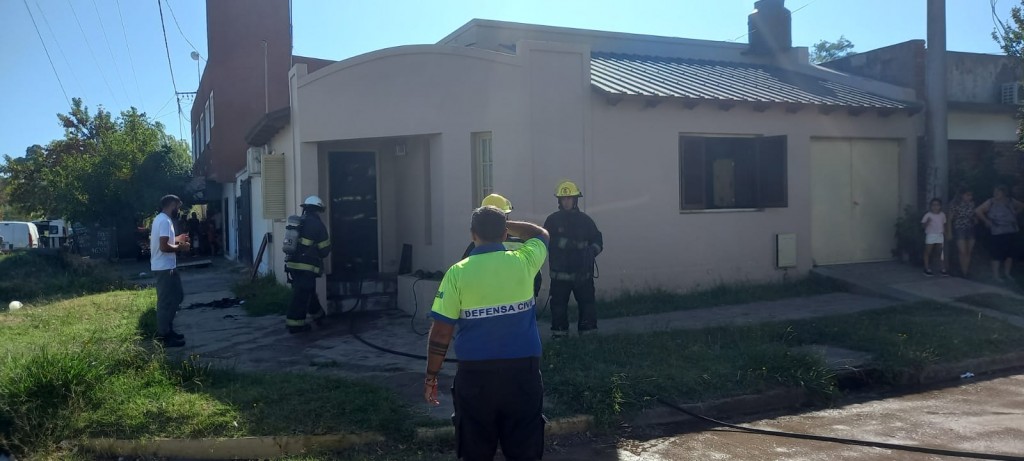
679, 135, 787, 210
203, 100, 211, 145
208, 91, 214, 127
472, 132, 493, 206
199, 113, 206, 149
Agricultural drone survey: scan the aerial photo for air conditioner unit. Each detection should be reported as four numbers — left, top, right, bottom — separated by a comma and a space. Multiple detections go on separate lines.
246, 146, 265, 174
1001, 82, 1024, 105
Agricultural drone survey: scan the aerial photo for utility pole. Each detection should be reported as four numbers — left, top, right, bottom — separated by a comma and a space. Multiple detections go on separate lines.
925, 0, 948, 203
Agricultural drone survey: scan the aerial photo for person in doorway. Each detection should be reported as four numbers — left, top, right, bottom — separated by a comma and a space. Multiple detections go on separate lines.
921, 198, 948, 277
151, 195, 190, 348
976, 185, 1024, 282
187, 212, 201, 256
544, 180, 603, 338
948, 187, 978, 278
284, 196, 332, 333
461, 194, 543, 298
425, 205, 549, 461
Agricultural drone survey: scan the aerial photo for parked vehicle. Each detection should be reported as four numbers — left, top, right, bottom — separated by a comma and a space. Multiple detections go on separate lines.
0, 222, 40, 250
32, 219, 70, 249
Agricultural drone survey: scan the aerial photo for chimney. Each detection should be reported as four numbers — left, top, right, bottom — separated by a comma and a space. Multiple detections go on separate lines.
748, 0, 792, 55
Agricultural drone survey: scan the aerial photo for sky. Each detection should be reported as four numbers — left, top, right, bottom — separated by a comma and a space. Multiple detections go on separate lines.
0, 0, 1017, 160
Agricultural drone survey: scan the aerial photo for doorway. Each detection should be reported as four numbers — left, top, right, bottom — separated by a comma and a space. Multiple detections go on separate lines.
811, 138, 900, 265
329, 152, 380, 279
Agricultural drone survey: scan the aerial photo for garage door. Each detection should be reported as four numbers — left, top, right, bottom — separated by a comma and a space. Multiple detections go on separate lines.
811, 139, 900, 265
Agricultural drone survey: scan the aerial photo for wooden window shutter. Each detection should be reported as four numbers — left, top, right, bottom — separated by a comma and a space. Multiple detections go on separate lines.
756, 136, 788, 208
262, 154, 287, 219
680, 137, 706, 210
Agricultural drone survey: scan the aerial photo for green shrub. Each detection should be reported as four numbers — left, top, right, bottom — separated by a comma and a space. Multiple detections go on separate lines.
0, 252, 125, 305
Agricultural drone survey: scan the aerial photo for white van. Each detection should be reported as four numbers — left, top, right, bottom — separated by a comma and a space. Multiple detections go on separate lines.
0, 222, 40, 250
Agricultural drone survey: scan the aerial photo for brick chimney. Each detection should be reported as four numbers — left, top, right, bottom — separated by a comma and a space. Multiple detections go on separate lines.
748, 0, 792, 55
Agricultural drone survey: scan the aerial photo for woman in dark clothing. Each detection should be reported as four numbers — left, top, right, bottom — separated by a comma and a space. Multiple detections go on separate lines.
975, 185, 1024, 282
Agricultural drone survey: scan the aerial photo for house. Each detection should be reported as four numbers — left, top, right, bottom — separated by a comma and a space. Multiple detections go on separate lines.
243, 0, 923, 308
822, 40, 1022, 198
189, 0, 331, 266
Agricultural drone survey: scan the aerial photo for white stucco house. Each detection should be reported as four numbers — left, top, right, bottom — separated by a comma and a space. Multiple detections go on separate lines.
242, 9, 922, 308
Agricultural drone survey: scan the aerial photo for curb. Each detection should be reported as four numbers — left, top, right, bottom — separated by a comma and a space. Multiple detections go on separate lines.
414, 415, 594, 441
81, 433, 384, 460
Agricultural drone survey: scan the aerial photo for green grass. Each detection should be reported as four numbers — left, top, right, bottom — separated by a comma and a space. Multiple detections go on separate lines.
956, 293, 1024, 316
0, 289, 414, 459
542, 302, 1024, 425
594, 276, 844, 319
0, 251, 126, 305
233, 274, 292, 316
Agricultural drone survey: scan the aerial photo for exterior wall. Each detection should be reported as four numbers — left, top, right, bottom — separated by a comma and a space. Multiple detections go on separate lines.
589, 97, 919, 292
947, 51, 1020, 104
949, 111, 1018, 142
192, 0, 292, 183
268, 124, 295, 285
821, 41, 926, 99
222, 182, 238, 261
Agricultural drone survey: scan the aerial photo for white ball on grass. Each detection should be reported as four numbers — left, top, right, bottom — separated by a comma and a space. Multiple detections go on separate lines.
8, 301, 23, 311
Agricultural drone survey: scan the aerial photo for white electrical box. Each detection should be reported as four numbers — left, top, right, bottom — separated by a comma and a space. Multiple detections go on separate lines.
777, 233, 797, 268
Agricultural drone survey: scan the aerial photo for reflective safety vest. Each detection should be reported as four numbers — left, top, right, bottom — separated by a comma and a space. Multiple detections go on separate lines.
284, 212, 331, 276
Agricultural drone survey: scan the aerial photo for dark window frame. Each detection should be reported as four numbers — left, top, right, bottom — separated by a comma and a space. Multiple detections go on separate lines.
678, 134, 788, 211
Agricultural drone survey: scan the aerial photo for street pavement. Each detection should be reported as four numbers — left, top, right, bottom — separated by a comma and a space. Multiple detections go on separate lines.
542, 372, 1024, 460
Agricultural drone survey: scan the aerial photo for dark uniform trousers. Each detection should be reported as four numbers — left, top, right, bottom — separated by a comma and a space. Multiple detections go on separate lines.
286, 271, 325, 326
549, 277, 597, 332
453, 357, 545, 461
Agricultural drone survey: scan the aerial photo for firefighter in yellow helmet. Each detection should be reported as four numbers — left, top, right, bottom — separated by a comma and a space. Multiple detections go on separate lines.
544, 181, 603, 338
461, 194, 542, 297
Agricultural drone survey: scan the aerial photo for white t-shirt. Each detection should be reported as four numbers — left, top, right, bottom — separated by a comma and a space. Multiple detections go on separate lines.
150, 212, 178, 271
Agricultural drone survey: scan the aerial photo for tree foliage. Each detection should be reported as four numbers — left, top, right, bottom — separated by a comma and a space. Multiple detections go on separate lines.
993, 1, 1024, 151
810, 36, 856, 64
0, 98, 192, 226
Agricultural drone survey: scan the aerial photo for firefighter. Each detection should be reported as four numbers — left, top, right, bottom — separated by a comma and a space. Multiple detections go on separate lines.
461, 194, 543, 298
284, 196, 332, 334
544, 181, 603, 338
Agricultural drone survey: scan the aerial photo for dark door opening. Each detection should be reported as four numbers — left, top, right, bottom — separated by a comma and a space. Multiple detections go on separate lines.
238, 178, 253, 265
329, 152, 380, 279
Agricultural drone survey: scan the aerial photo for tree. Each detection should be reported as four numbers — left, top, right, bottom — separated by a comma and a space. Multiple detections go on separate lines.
810, 36, 856, 64
993, 1, 1024, 151
0, 98, 192, 226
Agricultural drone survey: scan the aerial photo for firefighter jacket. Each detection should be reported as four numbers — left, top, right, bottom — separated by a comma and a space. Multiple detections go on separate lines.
543, 209, 603, 281
285, 212, 331, 276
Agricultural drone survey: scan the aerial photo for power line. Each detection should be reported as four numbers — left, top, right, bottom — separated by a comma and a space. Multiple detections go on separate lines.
726, 0, 822, 43
66, 0, 120, 106
115, 0, 146, 112
23, 0, 70, 107
156, 0, 185, 139
164, 0, 201, 55
36, 2, 81, 99
91, 0, 133, 108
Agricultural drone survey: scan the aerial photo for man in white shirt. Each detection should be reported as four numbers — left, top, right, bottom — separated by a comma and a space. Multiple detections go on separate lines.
150, 195, 191, 347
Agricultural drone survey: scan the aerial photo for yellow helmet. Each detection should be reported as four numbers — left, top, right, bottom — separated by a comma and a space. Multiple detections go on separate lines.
555, 181, 582, 198
481, 194, 513, 213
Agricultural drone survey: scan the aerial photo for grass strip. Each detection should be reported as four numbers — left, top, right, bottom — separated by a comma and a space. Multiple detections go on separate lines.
233, 274, 292, 316
956, 293, 1024, 316
0, 289, 413, 459
594, 277, 844, 319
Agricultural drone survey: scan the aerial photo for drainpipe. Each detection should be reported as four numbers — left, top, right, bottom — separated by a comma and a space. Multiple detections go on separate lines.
262, 40, 269, 114
925, 0, 948, 204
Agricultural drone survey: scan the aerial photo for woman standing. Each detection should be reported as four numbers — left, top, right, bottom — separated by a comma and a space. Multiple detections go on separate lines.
948, 188, 978, 277
975, 185, 1024, 282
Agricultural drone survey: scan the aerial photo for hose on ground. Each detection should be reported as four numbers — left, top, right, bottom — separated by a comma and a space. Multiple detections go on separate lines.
656, 397, 1024, 461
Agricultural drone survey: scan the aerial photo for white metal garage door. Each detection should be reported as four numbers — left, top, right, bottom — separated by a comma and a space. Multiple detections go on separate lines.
811, 138, 900, 265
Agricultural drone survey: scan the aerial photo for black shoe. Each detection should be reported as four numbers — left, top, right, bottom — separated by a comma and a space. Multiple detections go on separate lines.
169, 330, 185, 340
923, 270, 934, 277
288, 324, 312, 334
160, 337, 186, 348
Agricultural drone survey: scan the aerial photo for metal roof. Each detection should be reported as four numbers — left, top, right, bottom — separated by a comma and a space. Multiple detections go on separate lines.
591, 52, 910, 109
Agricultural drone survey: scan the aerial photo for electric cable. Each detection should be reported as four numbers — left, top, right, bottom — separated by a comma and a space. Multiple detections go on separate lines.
23, 0, 70, 107
115, 0, 146, 111
66, 0, 120, 106
164, 0, 201, 55
656, 397, 1024, 461
155, 0, 186, 139
91, 0, 133, 107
